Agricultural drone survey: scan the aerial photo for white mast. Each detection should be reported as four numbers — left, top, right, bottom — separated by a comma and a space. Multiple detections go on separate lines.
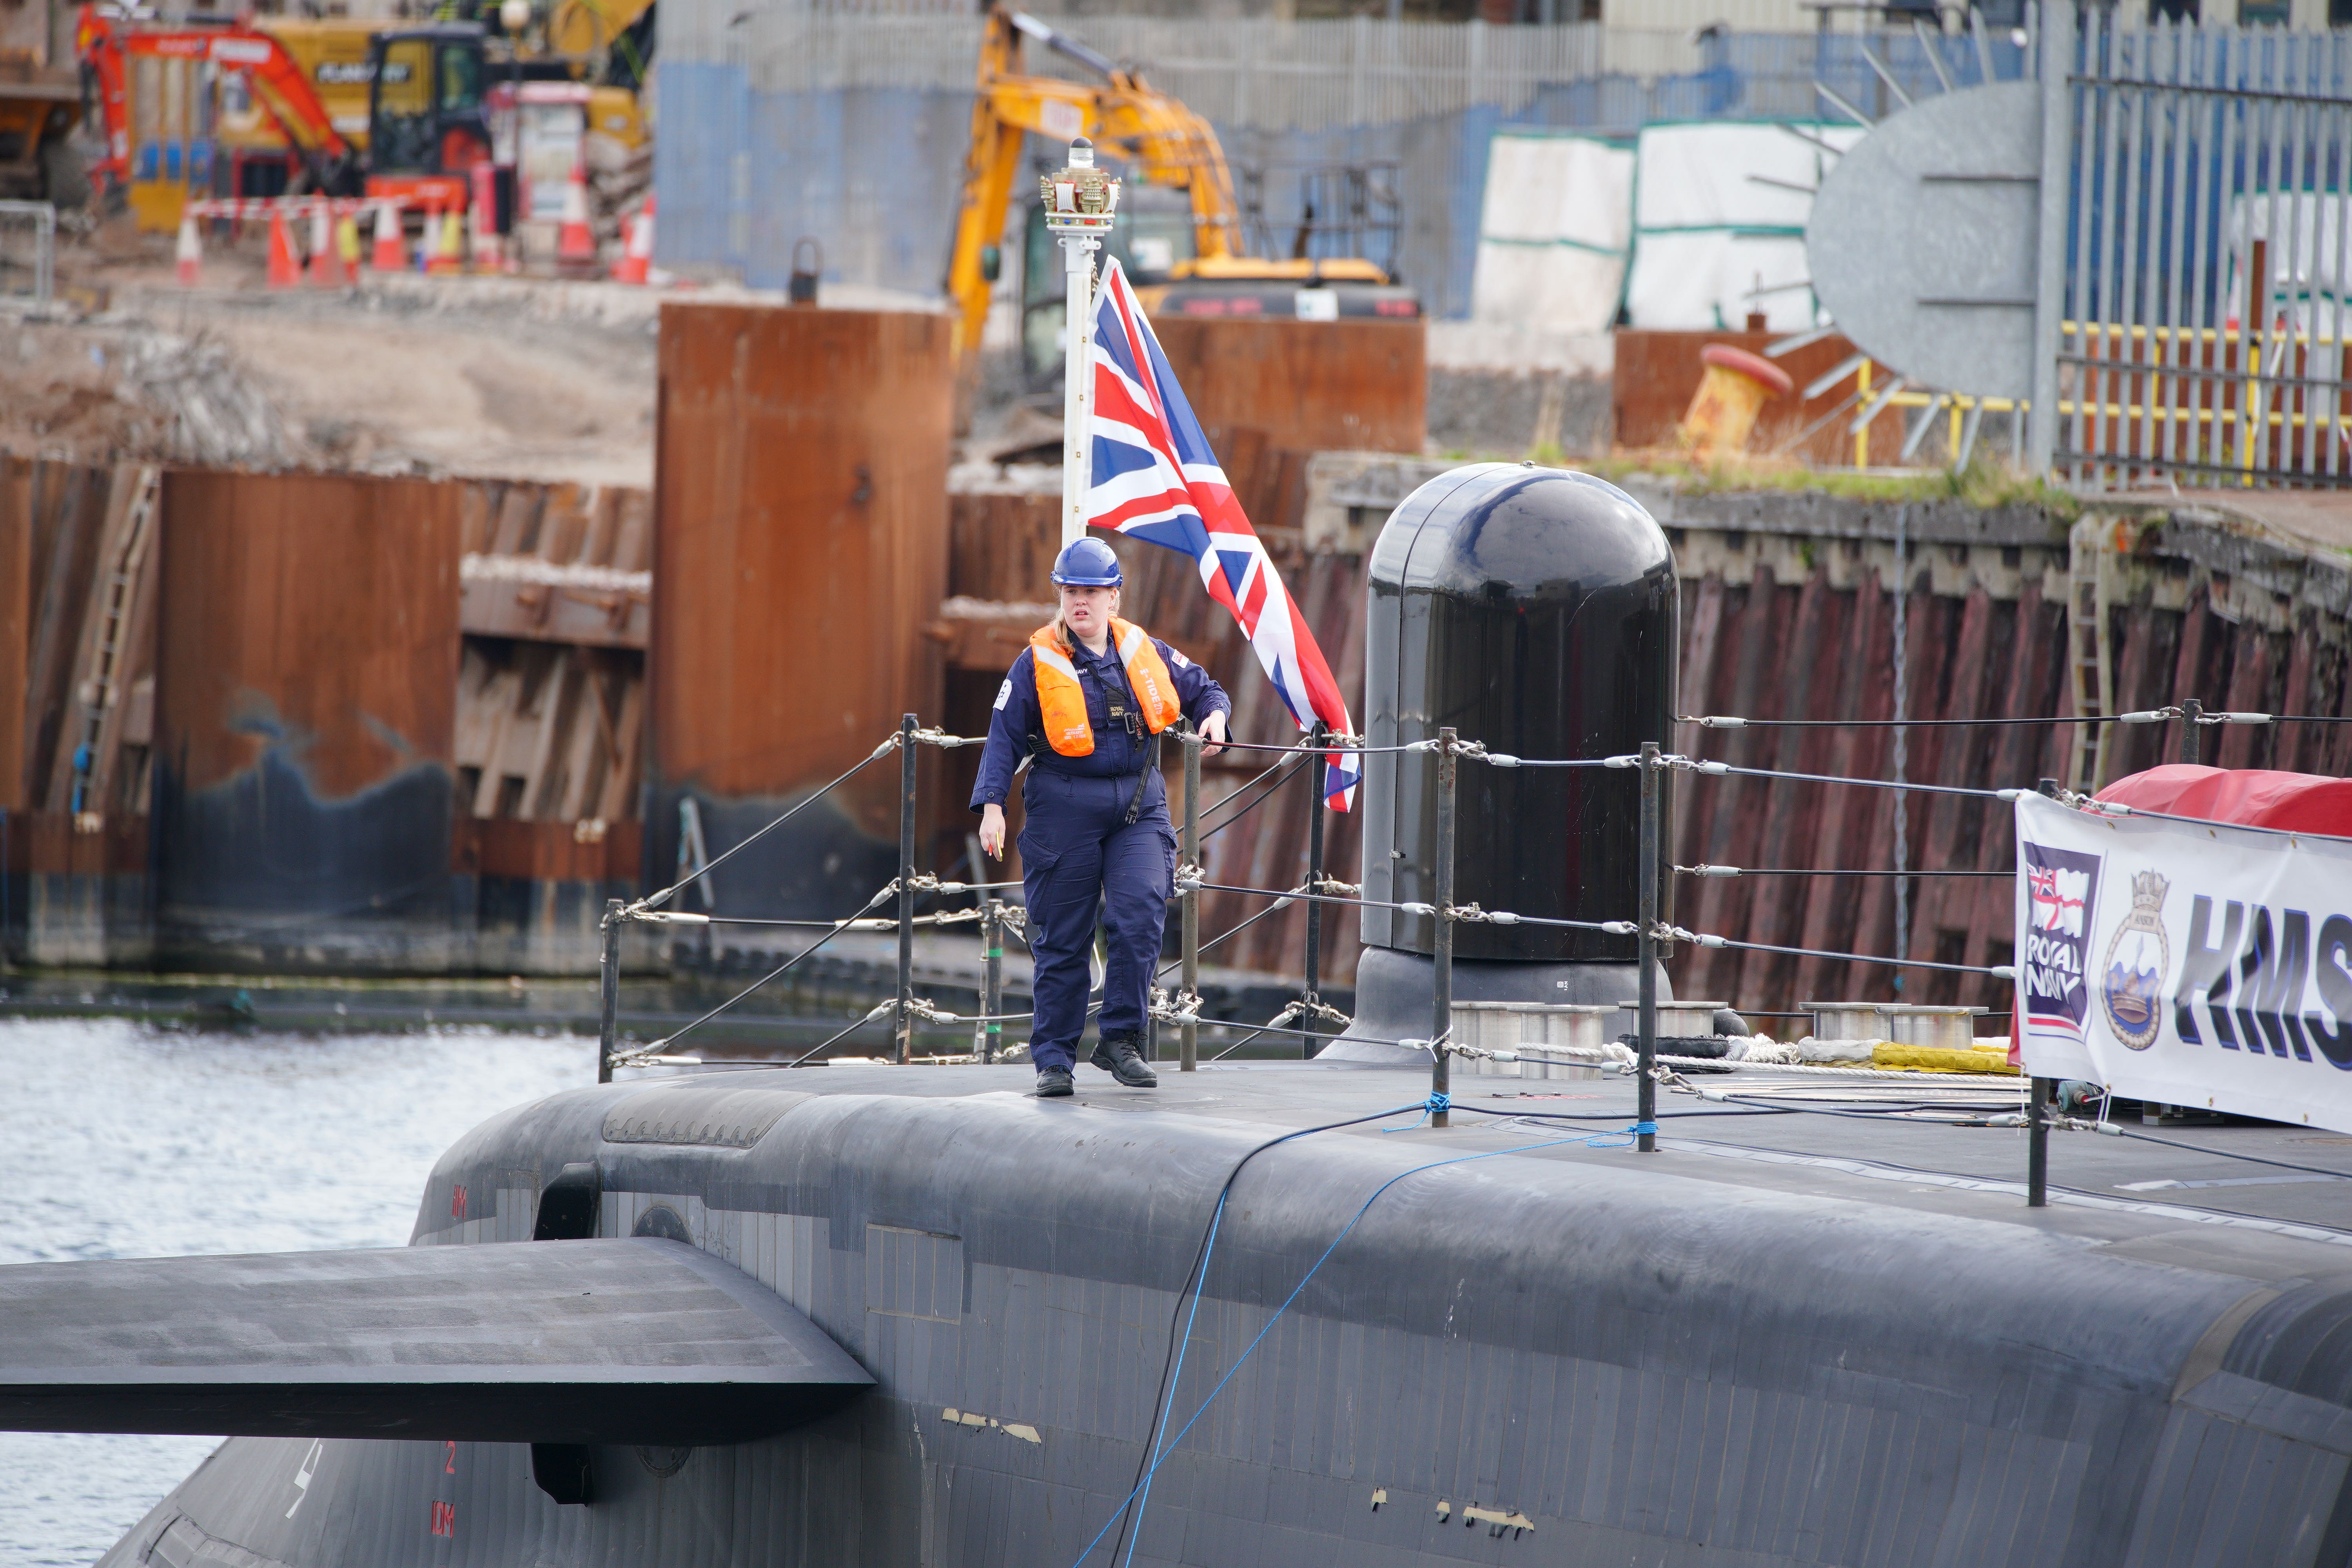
1039, 138, 1120, 548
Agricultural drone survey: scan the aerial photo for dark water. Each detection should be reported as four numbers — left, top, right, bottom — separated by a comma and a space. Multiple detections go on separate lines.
0, 1020, 588, 1566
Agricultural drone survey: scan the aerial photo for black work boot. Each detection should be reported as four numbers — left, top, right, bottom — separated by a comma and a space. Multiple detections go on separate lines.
1089, 1033, 1158, 1089
1034, 1065, 1074, 1098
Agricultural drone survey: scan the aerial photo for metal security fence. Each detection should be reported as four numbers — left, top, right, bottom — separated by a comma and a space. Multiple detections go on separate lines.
2052, 17, 2352, 487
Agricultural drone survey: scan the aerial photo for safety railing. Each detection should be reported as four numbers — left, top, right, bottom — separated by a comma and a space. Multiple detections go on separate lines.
585, 694, 2352, 1228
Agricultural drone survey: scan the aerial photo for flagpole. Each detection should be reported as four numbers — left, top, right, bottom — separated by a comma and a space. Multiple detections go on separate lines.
1040, 138, 1119, 549
1060, 235, 1092, 549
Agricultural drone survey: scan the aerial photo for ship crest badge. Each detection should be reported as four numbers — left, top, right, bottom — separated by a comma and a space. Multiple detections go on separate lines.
2100, 870, 2170, 1051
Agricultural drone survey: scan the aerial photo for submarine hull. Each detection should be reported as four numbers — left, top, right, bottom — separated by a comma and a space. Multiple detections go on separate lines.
82, 1064, 2352, 1567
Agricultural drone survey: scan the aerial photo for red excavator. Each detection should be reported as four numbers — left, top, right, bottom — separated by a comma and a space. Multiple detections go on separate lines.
74, 5, 488, 212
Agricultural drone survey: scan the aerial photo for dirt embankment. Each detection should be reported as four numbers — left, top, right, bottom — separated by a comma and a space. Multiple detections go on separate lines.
4, 225, 661, 486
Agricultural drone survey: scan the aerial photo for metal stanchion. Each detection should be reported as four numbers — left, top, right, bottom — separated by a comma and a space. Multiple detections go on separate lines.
597, 897, 621, 1085
894, 713, 916, 1066
1180, 719, 1201, 1073
1302, 719, 1328, 1059
2180, 697, 2203, 765
981, 898, 1005, 1064
2028, 1076, 2051, 1207
1637, 741, 1659, 1153
1431, 726, 1456, 1128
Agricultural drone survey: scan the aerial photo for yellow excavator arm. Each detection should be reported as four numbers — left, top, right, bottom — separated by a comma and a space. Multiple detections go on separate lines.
947, 7, 1247, 359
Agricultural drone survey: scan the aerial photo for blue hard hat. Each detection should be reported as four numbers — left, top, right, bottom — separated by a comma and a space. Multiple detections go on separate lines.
1051, 535, 1123, 588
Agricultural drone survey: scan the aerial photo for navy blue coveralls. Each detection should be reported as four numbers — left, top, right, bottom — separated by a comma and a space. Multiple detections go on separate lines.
971, 634, 1229, 1073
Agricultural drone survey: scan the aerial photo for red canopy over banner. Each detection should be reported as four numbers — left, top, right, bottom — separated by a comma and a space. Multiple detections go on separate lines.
2094, 763, 2352, 838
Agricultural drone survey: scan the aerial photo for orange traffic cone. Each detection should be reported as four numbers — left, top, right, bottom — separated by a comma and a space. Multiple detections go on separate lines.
611, 198, 653, 285
370, 201, 404, 271
265, 205, 300, 289
174, 211, 201, 287
307, 201, 341, 287
556, 160, 595, 269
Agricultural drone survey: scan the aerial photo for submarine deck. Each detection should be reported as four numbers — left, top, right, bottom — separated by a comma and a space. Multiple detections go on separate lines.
673, 1056, 2352, 1249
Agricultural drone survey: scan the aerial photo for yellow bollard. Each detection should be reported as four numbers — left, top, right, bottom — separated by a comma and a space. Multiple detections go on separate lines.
1854, 360, 1871, 468
1680, 344, 1794, 460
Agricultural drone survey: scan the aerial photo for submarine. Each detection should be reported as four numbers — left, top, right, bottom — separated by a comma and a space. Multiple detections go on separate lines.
9, 471, 2352, 1564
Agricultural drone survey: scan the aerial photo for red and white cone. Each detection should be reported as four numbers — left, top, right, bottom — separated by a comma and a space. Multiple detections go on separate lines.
370, 201, 405, 272
174, 211, 201, 287
555, 159, 595, 269
611, 196, 653, 285
468, 159, 503, 273
265, 205, 300, 289
306, 201, 341, 287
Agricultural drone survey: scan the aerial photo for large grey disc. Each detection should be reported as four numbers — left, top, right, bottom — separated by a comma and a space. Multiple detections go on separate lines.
1806, 79, 2042, 401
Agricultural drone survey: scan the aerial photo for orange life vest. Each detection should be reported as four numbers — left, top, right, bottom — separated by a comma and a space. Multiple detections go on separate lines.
1029, 618, 1181, 757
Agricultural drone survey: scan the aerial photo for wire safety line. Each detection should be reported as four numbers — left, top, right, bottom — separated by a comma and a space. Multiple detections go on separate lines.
1665, 925, 2016, 978
2064, 794, 2352, 848
1699, 761, 2030, 801
1083, 1112, 1621, 1567
783, 1004, 896, 1068
1156, 897, 1292, 978
1201, 997, 1354, 1061
1686, 712, 2166, 728
634, 909, 989, 931
1196, 746, 1305, 813
1202, 736, 1408, 755
630, 879, 901, 1054
631, 742, 893, 913
1679, 864, 2014, 878
1200, 755, 1311, 844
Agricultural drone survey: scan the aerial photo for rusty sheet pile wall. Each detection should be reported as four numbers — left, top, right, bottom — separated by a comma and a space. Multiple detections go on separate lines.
0, 461, 160, 967
650, 302, 952, 926
154, 471, 463, 971
0, 461, 652, 975
1662, 492, 2352, 1024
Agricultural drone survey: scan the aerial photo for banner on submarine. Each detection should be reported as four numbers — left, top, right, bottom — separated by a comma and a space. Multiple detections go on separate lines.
2015, 791, 2352, 1131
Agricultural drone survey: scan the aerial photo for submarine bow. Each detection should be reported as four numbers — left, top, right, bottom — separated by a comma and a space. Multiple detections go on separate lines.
0, 1236, 872, 1445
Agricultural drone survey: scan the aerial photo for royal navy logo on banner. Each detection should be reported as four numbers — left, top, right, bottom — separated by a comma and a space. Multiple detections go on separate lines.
2100, 871, 2170, 1050
2022, 840, 2102, 1047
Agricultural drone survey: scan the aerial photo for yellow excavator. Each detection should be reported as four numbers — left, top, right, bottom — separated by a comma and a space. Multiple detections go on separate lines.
946, 6, 1417, 374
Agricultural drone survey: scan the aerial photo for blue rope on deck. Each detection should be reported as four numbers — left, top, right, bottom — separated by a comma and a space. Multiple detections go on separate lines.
1379, 1092, 1451, 1131
1078, 1121, 1595, 1566
1583, 1118, 1659, 1149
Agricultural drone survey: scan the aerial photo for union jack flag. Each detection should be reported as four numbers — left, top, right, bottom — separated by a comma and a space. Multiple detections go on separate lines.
1082, 258, 1359, 810
2028, 864, 2087, 935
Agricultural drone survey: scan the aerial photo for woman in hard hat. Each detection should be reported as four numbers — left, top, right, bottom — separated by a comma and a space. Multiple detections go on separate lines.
972, 535, 1230, 1097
